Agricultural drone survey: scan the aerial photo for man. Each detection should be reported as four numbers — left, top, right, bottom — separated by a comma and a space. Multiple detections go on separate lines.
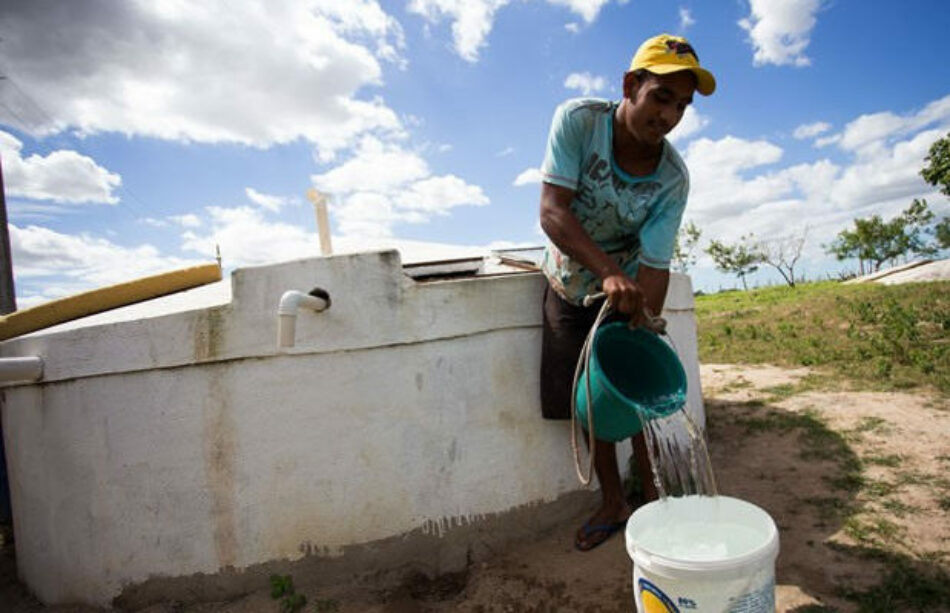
538, 34, 716, 551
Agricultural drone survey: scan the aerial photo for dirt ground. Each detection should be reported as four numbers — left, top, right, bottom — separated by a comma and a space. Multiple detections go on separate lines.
2, 363, 948, 612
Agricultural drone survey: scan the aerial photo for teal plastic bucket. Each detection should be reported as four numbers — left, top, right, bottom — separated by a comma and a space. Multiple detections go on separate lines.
574, 322, 687, 442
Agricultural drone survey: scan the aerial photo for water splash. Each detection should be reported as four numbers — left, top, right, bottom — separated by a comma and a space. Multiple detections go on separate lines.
638, 404, 718, 499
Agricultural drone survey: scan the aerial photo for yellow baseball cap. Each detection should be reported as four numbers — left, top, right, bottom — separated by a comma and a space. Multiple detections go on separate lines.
630, 34, 716, 96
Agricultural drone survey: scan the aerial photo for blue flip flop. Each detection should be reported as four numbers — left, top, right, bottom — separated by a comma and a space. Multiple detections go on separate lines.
574, 519, 626, 551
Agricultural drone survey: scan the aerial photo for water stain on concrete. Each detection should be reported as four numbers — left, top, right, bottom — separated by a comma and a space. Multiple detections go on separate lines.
113, 490, 595, 610
192, 308, 226, 362
202, 371, 239, 570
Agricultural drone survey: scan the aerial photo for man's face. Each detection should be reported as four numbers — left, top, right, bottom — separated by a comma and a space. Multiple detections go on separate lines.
621, 71, 696, 146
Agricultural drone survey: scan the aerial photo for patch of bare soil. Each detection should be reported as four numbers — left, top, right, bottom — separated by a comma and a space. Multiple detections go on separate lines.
3, 363, 947, 612
702, 363, 949, 612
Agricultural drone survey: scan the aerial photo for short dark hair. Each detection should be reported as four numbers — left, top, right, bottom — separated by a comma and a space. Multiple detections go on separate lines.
632, 68, 654, 82
632, 68, 697, 89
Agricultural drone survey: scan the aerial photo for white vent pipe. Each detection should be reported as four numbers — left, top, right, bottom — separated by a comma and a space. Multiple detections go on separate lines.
0, 356, 43, 384
277, 289, 330, 348
306, 189, 333, 256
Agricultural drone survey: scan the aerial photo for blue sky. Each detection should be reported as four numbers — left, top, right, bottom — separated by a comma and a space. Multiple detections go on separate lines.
1, 0, 949, 305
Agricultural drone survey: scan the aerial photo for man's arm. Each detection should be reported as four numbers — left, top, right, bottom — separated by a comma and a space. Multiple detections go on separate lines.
635, 264, 670, 320
539, 182, 645, 316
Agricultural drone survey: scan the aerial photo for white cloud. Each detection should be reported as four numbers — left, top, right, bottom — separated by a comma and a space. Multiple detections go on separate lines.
496, 146, 516, 157
332, 192, 402, 237
311, 136, 490, 236
170, 213, 203, 228
396, 175, 489, 212
408, 0, 615, 61
563, 72, 608, 96
822, 93, 950, 155
0, 131, 120, 204
668, 107, 709, 143
830, 128, 946, 210
10, 223, 203, 305
245, 188, 287, 212
838, 112, 906, 153
684, 136, 789, 219
688, 136, 783, 174
680, 93, 950, 272
513, 168, 543, 186
312, 136, 430, 194
679, 7, 695, 30
180, 205, 320, 267
814, 134, 840, 148
546, 0, 612, 23
738, 0, 821, 67
407, 0, 513, 62
793, 121, 831, 140
0, 1, 406, 158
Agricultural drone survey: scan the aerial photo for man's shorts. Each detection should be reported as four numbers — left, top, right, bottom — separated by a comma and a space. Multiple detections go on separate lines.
540, 285, 622, 420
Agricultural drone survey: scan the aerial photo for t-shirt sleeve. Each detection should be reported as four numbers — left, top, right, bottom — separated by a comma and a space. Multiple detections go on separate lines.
541, 102, 585, 190
638, 177, 689, 270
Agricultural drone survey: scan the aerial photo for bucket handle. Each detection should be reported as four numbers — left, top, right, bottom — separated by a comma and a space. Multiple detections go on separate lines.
569, 294, 679, 486
569, 298, 611, 486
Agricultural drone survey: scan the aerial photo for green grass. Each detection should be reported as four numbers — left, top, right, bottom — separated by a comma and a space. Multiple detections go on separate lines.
696, 280, 950, 393
839, 556, 950, 613
863, 453, 903, 467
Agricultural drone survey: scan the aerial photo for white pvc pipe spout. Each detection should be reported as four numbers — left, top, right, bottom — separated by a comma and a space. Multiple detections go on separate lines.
0, 356, 44, 384
277, 289, 330, 348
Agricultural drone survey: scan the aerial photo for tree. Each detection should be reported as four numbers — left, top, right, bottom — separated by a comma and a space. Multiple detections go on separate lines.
937, 217, 950, 250
826, 200, 937, 274
672, 220, 702, 273
921, 132, 950, 253
921, 131, 950, 197
705, 234, 762, 290
899, 198, 937, 258
755, 226, 808, 287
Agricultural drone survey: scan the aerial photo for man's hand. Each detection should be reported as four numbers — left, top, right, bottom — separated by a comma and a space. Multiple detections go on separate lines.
602, 273, 644, 318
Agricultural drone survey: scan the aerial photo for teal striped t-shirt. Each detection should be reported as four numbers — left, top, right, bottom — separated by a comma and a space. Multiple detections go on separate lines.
540, 98, 689, 305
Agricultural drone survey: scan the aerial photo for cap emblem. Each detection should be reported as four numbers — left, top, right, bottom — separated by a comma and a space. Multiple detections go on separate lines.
665, 39, 699, 62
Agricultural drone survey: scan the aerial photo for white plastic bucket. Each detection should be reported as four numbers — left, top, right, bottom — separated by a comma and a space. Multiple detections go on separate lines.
625, 496, 779, 613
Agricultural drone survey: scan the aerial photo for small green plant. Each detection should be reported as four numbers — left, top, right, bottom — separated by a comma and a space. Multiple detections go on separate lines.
862, 479, 898, 499
270, 574, 307, 613
863, 453, 902, 467
881, 499, 916, 517
852, 416, 891, 434
760, 383, 796, 400
843, 516, 904, 548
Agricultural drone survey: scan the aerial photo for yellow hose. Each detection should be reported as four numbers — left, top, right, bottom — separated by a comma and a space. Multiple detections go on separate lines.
0, 262, 222, 342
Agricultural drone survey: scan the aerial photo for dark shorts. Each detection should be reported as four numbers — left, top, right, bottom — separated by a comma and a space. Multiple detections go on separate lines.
540, 285, 623, 420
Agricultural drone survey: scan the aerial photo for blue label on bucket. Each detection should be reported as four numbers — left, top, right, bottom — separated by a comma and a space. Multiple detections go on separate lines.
727, 580, 775, 612
638, 579, 680, 613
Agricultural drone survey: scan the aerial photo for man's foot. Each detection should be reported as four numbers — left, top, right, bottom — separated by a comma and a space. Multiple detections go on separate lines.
574, 519, 626, 551
574, 503, 632, 551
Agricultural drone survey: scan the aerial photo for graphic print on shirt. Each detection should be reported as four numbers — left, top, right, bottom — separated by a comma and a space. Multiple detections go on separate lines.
573, 151, 661, 251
